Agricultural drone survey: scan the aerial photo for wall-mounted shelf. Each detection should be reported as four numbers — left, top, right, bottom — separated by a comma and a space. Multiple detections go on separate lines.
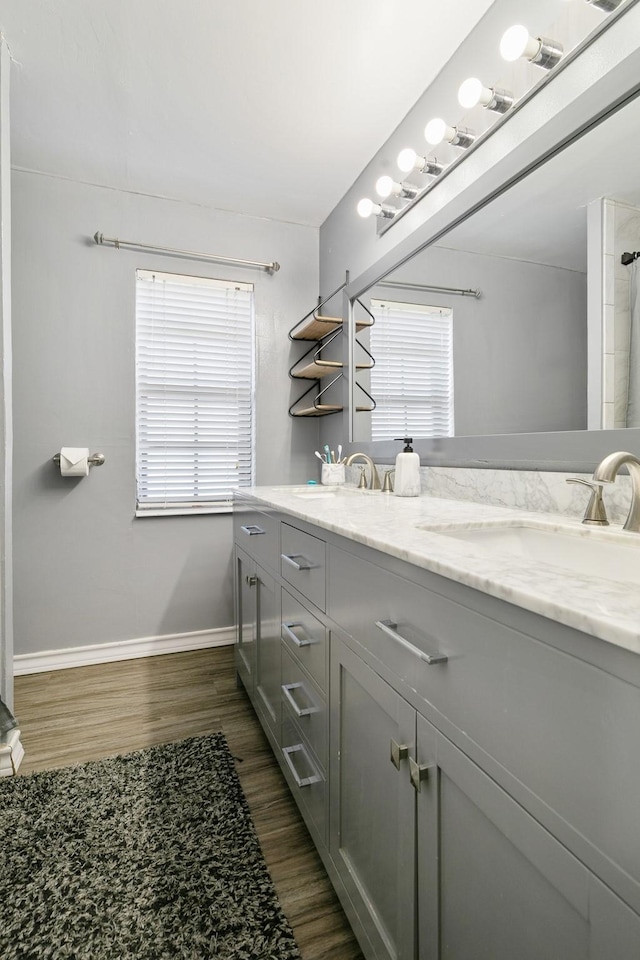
288, 291, 376, 418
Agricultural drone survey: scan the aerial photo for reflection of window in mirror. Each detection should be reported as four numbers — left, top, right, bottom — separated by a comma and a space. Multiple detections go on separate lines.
369, 299, 454, 440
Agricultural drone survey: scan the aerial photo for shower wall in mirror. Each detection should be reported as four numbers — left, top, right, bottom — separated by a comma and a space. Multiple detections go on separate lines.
352, 88, 640, 445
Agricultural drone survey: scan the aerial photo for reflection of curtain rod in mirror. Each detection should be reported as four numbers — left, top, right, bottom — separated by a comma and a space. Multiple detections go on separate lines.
378, 280, 481, 299
621, 251, 640, 265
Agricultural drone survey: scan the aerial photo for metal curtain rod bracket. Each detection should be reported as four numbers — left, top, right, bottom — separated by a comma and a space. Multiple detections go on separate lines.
93, 232, 280, 274
378, 280, 481, 299
621, 251, 640, 266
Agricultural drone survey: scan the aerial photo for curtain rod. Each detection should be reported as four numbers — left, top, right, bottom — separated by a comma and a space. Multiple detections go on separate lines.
378, 279, 481, 299
93, 232, 280, 274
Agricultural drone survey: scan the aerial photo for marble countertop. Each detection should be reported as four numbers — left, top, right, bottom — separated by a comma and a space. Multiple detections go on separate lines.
238, 484, 640, 655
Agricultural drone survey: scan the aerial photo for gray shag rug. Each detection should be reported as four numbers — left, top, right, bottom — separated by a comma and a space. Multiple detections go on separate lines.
0, 734, 302, 959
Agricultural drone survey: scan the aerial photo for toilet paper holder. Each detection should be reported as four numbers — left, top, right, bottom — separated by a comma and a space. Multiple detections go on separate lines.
52, 453, 106, 467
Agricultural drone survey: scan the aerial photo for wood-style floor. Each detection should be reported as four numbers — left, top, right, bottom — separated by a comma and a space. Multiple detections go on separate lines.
14, 646, 364, 960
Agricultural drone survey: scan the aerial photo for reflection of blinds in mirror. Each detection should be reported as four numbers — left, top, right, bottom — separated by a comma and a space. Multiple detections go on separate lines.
369, 299, 453, 441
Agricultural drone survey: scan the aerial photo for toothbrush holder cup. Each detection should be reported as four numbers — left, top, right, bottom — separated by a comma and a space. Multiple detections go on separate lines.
321, 463, 346, 486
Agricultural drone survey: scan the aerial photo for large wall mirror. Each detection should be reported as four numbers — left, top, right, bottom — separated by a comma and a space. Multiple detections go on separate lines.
326, 0, 640, 469
352, 87, 640, 449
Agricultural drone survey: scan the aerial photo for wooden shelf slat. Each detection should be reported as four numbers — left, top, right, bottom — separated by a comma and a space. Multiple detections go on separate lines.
290, 314, 374, 341
290, 359, 343, 380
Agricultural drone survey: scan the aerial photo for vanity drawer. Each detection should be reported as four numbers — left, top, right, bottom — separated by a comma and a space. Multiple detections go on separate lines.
281, 523, 326, 611
328, 542, 640, 913
234, 503, 279, 573
280, 716, 326, 844
281, 588, 327, 692
281, 645, 326, 770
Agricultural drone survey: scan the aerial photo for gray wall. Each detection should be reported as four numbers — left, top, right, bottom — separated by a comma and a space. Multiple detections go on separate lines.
356, 247, 587, 439
12, 170, 318, 656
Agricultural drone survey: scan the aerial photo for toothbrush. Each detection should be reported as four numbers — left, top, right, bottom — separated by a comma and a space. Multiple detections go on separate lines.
314, 450, 327, 463
337, 444, 342, 463
323, 444, 331, 463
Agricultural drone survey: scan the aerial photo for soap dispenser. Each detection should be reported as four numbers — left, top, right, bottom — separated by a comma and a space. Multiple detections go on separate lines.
393, 437, 420, 497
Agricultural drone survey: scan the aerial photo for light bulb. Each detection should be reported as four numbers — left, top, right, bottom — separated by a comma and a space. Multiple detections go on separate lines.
376, 176, 419, 200
375, 176, 395, 199
500, 24, 539, 62
397, 148, 419, 173
397, 148, 444, 177
424, 118, 450, 146
357, 198, 376, 218
425, 118, 475, 149
499, 24, 563, 69
458, 77, 514, 114
458, 77, 484, 109
356, 198, 394, 220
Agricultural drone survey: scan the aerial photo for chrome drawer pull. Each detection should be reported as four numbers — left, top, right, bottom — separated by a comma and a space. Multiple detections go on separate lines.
281, 621, 313, 647
375, 619, 448, 665
282, 743, 321, 788
410, 757, 434, 792
282, 682, 317, 718
390, 739, 409, 770
240, 524, 265, 536
281, 553, 314, 571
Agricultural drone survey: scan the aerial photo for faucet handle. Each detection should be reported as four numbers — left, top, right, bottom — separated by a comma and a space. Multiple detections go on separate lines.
382, 469, 395, 494
357, 466, 368, 490
566, 477, 609, 525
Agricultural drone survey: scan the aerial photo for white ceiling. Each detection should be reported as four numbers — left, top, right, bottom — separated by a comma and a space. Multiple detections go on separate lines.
0, 0, 495, 227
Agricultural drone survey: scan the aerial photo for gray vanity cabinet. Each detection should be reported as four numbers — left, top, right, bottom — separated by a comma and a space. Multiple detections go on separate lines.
234, 496, 640, 959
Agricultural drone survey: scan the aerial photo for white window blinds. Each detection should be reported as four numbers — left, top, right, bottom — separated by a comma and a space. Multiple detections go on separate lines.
135, 270, 254, 514
370, 299, 454, 441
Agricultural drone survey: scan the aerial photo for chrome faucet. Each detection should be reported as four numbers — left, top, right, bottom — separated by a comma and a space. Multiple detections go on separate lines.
592, 451, 640, 532
345, 453, 381, 490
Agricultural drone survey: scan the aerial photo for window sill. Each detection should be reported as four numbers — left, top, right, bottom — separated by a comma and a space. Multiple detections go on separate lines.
135, 502, 232, 518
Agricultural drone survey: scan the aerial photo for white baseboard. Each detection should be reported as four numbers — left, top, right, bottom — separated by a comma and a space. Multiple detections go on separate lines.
0, 728, 24, 776
13, 627, 236, 676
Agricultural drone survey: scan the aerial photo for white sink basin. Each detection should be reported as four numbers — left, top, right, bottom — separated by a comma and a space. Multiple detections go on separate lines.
419, 520, 640, 586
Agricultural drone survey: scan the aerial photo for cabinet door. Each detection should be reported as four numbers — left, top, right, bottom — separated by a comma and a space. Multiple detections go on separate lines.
235, 546, 256, 694
254, 565, 281, 742
416, 713, 640, 960
330, 636, 416, 960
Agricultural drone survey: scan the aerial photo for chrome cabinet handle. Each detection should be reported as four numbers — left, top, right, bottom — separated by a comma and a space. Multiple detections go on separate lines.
240, 524, 265, 536
410, 757, 434, 792
282, 743, 321, 788
375, 619, 448, 664
390, 739, 409, 770
245, 575, 258, 586
281, 682, 316, 717
281, 621, 313, 647
281, 553, 314, 571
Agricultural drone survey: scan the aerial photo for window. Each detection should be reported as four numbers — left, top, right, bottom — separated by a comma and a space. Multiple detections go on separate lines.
370, 299, 453, 440
135, 270, 254, 515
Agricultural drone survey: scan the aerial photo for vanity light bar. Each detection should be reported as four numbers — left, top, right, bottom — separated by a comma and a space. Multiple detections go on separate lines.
360, 8, 600, 226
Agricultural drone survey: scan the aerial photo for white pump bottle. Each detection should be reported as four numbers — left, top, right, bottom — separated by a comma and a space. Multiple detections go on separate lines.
393, 437, 421, 497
